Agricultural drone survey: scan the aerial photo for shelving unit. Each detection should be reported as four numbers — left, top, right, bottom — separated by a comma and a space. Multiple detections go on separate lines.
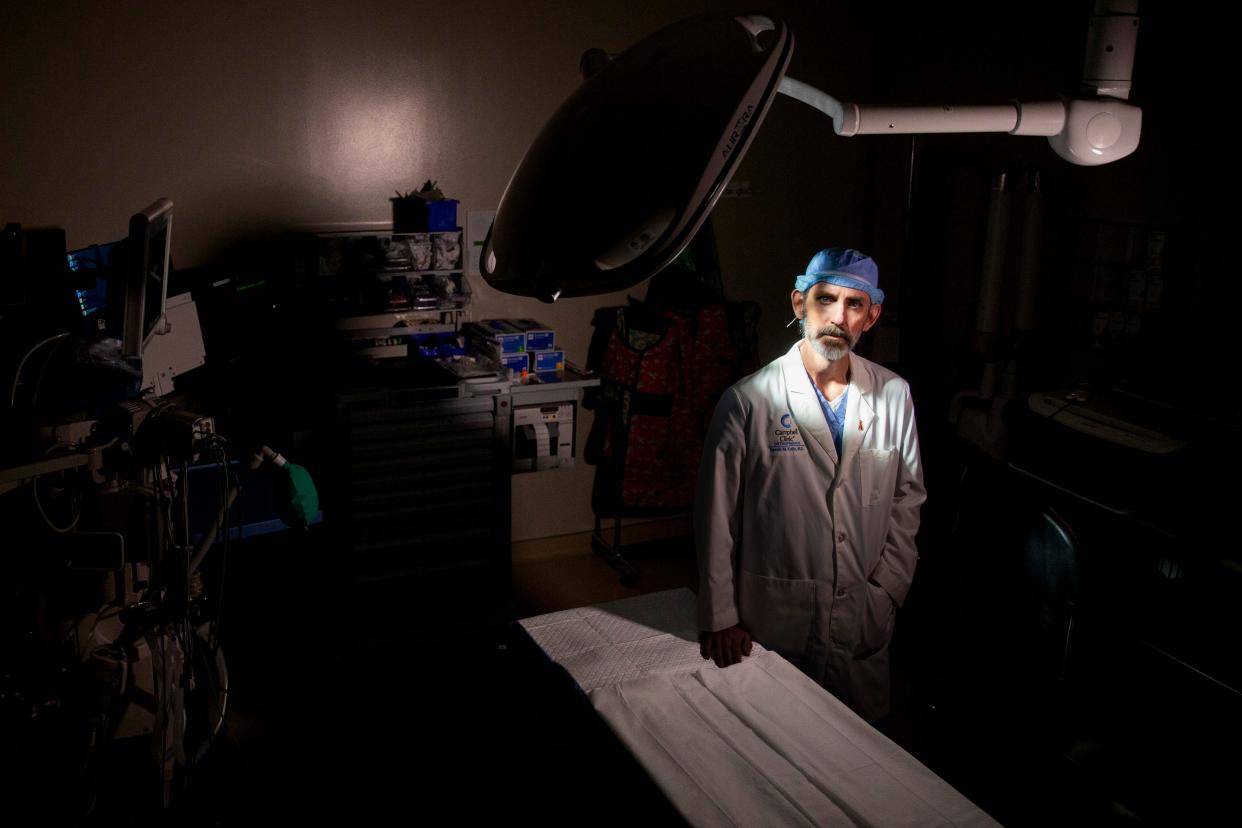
293, 221, 599, 642
292, 227, 469, 360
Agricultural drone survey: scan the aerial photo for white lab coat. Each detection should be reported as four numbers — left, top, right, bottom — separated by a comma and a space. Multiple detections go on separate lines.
695, 343, 925, 722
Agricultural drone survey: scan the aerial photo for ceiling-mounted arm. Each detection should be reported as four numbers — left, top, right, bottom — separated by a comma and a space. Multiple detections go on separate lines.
777, 1, 1141, 166
1082, 0, 1139, 100
777, 77, 1067, 137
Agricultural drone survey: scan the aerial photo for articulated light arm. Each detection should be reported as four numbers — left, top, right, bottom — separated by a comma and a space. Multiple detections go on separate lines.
777, 77, 1067, 136
777, 1, 1141, 166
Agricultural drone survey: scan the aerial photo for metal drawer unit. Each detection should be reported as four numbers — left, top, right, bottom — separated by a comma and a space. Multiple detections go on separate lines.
332, 386, 512, 619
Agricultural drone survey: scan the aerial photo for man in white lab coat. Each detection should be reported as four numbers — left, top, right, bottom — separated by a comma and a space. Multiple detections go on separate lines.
695, 248, 925, 723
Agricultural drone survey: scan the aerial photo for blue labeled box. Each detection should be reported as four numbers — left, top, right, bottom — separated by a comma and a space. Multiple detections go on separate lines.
464, 320, 526, 354
530, 349, 564, 373
504, 318, 555, 351
500, 353, 529, 376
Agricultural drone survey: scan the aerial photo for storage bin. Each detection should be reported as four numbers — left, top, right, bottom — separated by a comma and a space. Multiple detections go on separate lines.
427, 199, 459, 231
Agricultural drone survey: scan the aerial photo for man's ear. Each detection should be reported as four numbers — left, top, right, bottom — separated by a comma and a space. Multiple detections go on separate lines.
790, 289, 805, 320
862, 302, 882, 332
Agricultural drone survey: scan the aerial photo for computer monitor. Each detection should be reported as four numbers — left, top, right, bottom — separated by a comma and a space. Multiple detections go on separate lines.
122, 197, 173, 360
68, 241, 118, 323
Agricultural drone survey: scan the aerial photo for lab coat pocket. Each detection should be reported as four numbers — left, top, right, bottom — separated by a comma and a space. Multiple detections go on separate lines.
854, 580, 896, 659
859, 449, 896, 507
737, 569, 816, 657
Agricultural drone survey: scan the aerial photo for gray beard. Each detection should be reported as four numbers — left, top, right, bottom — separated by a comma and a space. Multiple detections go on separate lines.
802, 320, 852, 362
811, 339, 850, 361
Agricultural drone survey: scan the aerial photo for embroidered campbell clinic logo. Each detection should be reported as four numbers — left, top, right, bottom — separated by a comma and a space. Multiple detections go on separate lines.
770, 413, 805, 453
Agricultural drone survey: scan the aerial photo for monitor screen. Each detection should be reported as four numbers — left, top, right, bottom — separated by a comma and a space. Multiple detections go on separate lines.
141, 218, 169, 340
122, 198, 173, 360
67, 241, 119, 323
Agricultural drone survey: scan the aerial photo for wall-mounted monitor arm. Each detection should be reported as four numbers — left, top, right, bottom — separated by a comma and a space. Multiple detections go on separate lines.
778, 1, 1141, 166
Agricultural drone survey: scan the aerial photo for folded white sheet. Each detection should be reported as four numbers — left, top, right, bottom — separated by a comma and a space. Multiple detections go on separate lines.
520, 588, 1000, 827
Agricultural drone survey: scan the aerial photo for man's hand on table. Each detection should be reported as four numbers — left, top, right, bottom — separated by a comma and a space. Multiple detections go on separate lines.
700, 625, 752, 668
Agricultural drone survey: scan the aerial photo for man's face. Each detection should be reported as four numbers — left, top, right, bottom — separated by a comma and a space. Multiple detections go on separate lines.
791, 282, 882, 362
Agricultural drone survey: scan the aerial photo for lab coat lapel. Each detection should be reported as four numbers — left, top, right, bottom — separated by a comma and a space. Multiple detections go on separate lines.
841, 356, 875, 475
780, 345, 838, 467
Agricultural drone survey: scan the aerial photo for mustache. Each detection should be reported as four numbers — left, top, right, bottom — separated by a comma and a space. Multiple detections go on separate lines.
813, 325, 852, 345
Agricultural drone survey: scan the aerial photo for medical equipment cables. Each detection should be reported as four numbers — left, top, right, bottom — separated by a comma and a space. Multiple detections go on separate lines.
174, 433, 240, 781
8, 331, 70, 408
187, 434, 260, 809
187, 439, 261, 578
154, 623, 170, 804
30, 333, 71, 410
33, 441, 83, 533
149, 448, 188, 798
206, 433, 233, 649
179, 431, 233, 694
133, 423, 206, 785
190, 628, 250, 798
190, 435, 244, 783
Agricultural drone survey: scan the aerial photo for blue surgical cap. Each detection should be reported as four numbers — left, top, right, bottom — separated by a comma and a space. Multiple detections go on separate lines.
794, 248, 885, 305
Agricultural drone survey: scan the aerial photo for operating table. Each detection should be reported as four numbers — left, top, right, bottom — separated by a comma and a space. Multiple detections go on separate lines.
519, 588, 1000, 827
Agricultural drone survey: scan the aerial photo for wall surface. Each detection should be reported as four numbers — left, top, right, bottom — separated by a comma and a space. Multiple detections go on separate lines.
5, 3, 1230, 540
0, 1, 881, 540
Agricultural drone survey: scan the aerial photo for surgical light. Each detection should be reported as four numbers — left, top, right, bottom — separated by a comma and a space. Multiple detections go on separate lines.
481, 3, 1141, 301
